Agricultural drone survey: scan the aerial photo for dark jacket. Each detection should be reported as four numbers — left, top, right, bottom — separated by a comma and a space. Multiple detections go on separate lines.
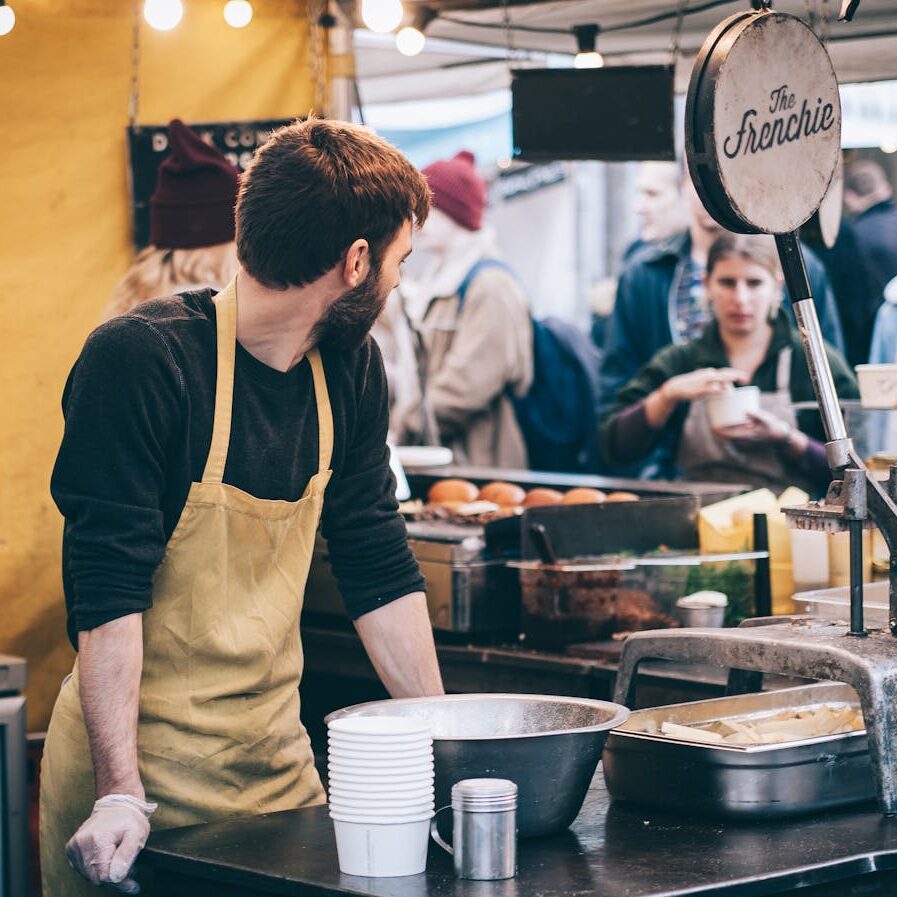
598, 232, 846, 421
852, 199, 897, 303
804, 217, 882, 367
597, 309, 859, 471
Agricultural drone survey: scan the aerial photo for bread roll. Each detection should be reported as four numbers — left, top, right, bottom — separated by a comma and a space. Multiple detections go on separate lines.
562, 487, 607, 505
428, 479, 479, 506
523, 488, 565, 507
605, 491, 640, 502
478, 481, 527, 508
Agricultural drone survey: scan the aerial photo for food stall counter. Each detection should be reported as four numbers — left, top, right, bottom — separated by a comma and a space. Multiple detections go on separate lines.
142, 772, 897, 897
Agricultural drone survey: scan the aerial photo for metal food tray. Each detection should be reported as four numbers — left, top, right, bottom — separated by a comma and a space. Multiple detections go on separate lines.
509, 550, 767, 572
602, 683, 875, 819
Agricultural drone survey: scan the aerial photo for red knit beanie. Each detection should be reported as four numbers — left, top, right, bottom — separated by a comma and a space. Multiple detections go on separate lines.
422, 150, 486, 231
149, 119, 240, 249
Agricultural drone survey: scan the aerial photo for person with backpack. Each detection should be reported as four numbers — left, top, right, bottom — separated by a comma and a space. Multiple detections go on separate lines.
396, 151, 533, 468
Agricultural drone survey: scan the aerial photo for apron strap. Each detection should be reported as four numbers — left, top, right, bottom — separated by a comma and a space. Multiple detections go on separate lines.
202, 279, 334, 483
307, 348, 334, 473
776, 346, 793, 396
202, 279, 238, 484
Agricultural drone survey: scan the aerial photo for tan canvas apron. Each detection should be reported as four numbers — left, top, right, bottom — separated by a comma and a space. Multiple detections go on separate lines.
40, 279, 331, 896
677, 348, 816, 494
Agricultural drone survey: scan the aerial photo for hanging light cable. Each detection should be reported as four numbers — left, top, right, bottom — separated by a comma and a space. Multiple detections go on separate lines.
573, 24, 603, 68
396, 6, 435, 56
0, 0, 17, 36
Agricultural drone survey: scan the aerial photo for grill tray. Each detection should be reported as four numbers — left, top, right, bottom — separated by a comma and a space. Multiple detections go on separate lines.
602, 683, 875, 819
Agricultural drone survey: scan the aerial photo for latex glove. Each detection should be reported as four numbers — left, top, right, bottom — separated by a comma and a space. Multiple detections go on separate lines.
65, 794, 158, 893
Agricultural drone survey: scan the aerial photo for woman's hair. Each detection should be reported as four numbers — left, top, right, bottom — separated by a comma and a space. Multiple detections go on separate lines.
706, 233, 781, 279
236, 117, 430, 290
102, 242, 239, 321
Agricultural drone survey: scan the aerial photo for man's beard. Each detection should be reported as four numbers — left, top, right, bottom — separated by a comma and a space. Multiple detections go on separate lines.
311, 264, 390, 351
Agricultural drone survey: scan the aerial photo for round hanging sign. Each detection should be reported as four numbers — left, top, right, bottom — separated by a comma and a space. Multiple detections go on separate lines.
686, 11, 841, 235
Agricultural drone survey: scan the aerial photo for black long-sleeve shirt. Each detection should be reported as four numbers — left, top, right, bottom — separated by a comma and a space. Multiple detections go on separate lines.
51, 289, 424, 648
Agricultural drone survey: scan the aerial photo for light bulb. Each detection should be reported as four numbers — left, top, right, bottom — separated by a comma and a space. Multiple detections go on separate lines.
361, 0, 403, 34
574, 51, 604, 69
224, 0, 253, 28
396, 25, 425, 56
0, 5, 15, 36
143, 0, 183, 31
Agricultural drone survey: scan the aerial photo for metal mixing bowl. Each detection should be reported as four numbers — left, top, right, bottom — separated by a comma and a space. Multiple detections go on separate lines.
325, 693, 630, 838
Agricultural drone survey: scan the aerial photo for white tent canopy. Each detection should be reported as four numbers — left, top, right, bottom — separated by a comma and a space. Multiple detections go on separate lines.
354, 0, 897, 104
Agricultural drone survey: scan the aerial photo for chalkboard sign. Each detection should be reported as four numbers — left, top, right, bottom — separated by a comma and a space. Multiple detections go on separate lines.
127, 118, 293, 250
511, 67, 675, 162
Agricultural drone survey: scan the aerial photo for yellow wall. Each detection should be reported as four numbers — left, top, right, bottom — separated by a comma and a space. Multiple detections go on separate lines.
0, 0, 316, 730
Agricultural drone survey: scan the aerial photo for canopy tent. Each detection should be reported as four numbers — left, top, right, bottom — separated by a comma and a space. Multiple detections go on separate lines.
353, 0, 897, 105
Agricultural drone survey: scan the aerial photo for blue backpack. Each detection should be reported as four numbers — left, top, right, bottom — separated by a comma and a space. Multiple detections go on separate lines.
457, 260, 603, 473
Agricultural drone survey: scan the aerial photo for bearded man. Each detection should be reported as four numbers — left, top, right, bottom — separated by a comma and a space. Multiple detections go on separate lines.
42, 118, 444, 896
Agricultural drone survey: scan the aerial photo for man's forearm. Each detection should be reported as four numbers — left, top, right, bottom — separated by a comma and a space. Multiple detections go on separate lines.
354, 592, 444, 698
78, 613, 145, 799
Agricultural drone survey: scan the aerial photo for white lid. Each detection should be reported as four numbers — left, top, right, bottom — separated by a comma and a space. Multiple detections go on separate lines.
677, 591, 729, 608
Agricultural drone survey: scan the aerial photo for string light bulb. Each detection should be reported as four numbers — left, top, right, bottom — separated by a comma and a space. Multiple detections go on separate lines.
395, 7, 435, 56
396, 26, 424, 55
0, 1, 16, 36
144, 0, 184, 31
573, 24, 604, 69
361, 0, 403, 34
224, 0, 253, 27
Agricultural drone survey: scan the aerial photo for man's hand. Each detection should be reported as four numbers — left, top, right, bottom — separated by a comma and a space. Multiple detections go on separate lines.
65, 794, 157, 893
71, 614, 147, 889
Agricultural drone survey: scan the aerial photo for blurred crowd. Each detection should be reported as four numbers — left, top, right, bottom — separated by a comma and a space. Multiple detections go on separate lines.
384, 153, 897, 495
108, 121, 897, 495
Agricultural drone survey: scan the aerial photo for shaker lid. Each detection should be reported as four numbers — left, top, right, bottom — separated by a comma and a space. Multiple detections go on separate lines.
452, 778, 517, 812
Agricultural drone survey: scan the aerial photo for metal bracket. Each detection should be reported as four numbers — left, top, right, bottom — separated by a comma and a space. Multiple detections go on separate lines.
839, 0, 860, 23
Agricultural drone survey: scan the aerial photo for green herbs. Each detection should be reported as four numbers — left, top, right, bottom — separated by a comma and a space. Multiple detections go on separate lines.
685, 562, 754, 627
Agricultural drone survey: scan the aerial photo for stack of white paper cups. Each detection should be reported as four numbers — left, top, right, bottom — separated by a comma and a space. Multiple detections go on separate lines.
327, 716, 434, 877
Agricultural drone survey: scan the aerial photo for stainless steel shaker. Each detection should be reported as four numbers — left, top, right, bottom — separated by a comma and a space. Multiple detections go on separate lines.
431, 778, 517, 880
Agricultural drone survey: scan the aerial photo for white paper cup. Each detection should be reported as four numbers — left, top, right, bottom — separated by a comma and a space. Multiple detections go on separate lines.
705, 385, 761, 428
329, 777, 435, 793
330, 791, 434, 816
327, 760, 435, 785
333, 817, 430, 877
330, 788, 433, 813
856, 364, 897, 409
327, 738, 433, 754
328, 730, 431, 743
328, 742, 432, 756
328, 756, 433, 769
329, 778, 435, 794
328, 717, 430, 739
328, 757, 434, 772
330, 800, 435, 817
328, 770, 434, 783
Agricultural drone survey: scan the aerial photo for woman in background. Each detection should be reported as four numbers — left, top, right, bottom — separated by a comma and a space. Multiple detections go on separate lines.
598, 233, 858, 495
103, 118, 240, 320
